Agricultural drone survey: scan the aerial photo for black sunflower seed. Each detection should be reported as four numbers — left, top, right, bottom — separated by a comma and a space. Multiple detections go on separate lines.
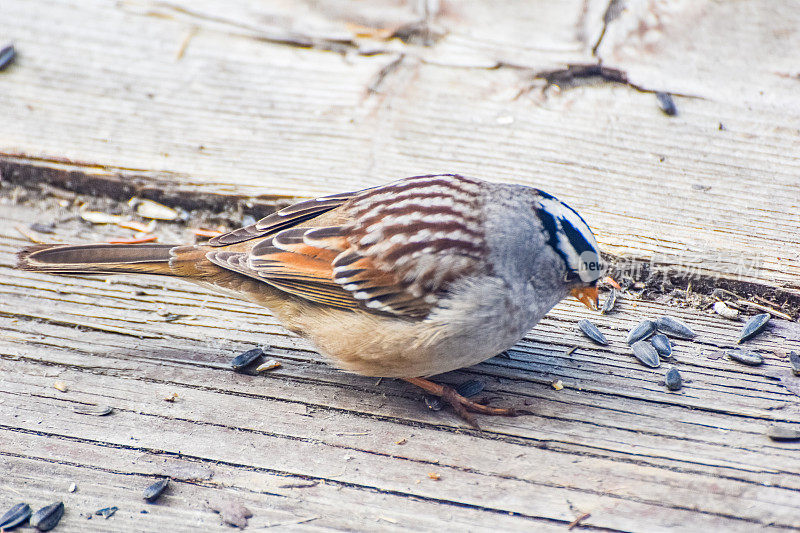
665, 367, 682, 391
578, 319, 609, 345
656, 92, 677, 116
0, 503, 31, 530
455, 380, 485, 398
627, 320, 656, 345
655, 316, 696, 339
650, 334, 672, 358
424, 395, 443, 411
230, 348, 263, 371
95, 506, 118, 519
789, 351, 800, 376
0, 44, 16, 72
143, 478, 170, 503
738, 313, 770, 343
73, 404, 113, 416
30, 502, 64, 532
631, 341, 661, 368
600, 289, 617, 314
766, 425, 800, 442
726, 348, 763, 366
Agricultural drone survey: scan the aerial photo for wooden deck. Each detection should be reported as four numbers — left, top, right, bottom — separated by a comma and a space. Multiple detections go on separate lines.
1, 1, 800, 531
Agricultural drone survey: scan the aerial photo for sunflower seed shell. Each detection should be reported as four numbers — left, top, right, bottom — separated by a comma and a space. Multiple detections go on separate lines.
655, 316, 696, 339
73, 404, 113, 416
230, 348, 263, 371
738, 313, 770, 343
650, 334, 672, 358
144, 478, 170, 503
789, 351, 800, 376
578, 319, 609, 345
766, 425, 800, 442
455, 380, 485, 398
631, 341, 661, 368
665, 367, 682, 391
600, 289, 617, 314
0, 503, 32, 530
656, 91, 677, 116
627, 320, 656, 345
30, 502, 64, 531
95, 506, 118, 519
726, 348, 763, 366
0, 44, 17, 71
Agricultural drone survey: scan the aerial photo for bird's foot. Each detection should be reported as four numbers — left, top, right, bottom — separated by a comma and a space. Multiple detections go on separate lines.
403, 377, 527, 430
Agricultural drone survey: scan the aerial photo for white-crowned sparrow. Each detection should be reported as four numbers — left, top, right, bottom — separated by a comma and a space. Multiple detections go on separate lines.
19, 174, 605, 427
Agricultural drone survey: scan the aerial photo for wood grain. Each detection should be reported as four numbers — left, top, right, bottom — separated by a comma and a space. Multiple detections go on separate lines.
2, 190, 799, 531
1, 0, 799, 294
1, 0, 800, 530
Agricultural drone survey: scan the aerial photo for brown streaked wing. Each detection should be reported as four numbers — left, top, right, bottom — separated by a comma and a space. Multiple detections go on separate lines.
208, 190, 361, 247
241, 174, 489, 318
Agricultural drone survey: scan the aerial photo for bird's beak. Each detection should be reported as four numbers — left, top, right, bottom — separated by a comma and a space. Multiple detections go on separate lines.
571, 286, 599, 311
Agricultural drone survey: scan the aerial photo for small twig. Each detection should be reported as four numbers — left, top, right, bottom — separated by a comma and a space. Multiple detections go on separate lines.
736, 300, 793, 321
567, 512, 591, 530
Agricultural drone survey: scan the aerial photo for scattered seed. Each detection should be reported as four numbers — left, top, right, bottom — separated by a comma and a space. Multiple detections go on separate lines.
95, 506, 118, 519
29, 222, 55, 234
0, 503, 31, 530
789, 351, 800, 376
80, 211, 123, 224
143, 478, 170, 503
726, 348, 763, 366
665, 367, 682, 391
68, 483, 77, 493
713, 301, 739, 319
424, 395, 443, 411
427, 472, 441, 480
655, 316, 696, 339
255, 359, 281, 373
650, 334, 672, 359
53, 381, 69, 392
116, 219, 156, 233
627, 320, 656, 345
30, 502, 64, 531
133, 198, 181, 221
766, 425, 800, 442
395, 438, 407, 445
163, 393, 179, 402
551, 379, 564, 390
455, 380, 485, 398
230, 348, 263, 371
656, 92, 677, 116
73, 404, 113, 416
0, 44, 16, 71
578, 319, 608, 345
600, 288, 617, 314
631, 341, 661, 368
738, 313, 770, 343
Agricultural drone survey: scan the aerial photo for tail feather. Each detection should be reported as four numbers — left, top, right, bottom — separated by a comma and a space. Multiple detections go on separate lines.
17, 243, 178, 275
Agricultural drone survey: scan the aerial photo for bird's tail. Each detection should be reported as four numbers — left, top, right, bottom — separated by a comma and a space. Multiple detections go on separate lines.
17, 243, 178, 275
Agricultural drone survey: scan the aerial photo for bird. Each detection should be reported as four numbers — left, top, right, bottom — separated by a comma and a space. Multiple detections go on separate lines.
18, 174, 605, 428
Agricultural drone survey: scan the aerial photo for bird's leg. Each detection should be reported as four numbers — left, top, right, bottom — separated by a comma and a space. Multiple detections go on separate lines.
403, 377, 523, 430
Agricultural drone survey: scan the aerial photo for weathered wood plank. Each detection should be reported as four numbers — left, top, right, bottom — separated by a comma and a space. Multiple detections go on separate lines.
1, 0, 799, 293
2, 191, 799, 531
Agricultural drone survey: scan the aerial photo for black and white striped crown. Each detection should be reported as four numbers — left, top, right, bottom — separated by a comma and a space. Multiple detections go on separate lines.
536, 191, 603, 284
